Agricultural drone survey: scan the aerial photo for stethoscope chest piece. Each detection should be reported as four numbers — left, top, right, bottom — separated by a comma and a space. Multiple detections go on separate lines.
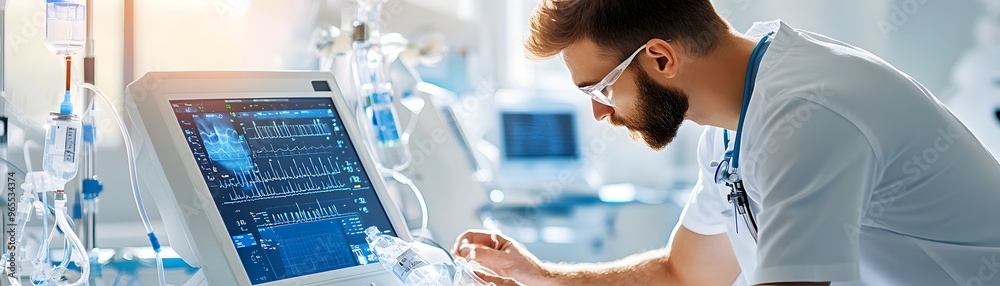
713, 152, 739, 185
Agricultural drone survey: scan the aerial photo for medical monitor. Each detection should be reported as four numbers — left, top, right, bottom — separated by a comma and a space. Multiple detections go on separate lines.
500, 110, 579, 161
494, 99, 595, 198
126, 72, 409, 286
172, 98, 395, 283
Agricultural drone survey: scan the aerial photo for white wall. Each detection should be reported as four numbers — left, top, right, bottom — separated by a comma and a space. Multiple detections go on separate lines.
712, 0, 981, 95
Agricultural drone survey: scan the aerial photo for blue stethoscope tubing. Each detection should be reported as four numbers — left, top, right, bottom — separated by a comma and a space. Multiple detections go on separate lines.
714, 32, 774, 244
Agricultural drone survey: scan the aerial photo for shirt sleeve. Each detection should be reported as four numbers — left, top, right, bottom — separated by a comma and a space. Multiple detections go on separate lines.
680, 127, 731, 235
745, 96, 878, 285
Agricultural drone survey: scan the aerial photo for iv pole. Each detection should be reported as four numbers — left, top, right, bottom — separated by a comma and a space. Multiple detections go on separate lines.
74, 0, 104, 285
1, 0, 6, 96
77, 0, 105, 284
79, 0, 99, 252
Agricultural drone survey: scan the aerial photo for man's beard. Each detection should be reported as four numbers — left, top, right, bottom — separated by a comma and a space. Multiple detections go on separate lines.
607, 69, 689, 151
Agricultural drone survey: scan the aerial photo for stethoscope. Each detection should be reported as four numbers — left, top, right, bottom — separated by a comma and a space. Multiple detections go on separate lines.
711, 32, 773, 244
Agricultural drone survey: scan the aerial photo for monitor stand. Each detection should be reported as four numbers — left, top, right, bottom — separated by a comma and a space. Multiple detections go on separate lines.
182, 269, 207, 286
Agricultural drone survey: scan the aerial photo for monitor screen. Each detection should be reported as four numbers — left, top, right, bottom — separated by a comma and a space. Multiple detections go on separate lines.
170, 98, 397, 284
502, 111, 578, 160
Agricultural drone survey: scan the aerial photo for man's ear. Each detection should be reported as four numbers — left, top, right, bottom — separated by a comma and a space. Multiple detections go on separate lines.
644, 39, 679, 78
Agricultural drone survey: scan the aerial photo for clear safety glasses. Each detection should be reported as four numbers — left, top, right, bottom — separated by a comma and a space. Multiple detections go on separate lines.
578, 42, 664, 107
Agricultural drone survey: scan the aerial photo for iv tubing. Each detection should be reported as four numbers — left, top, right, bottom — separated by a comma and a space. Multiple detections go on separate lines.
53, 199, 88, 286
350, 74, 427, 231
354, 102, 427, 230
77, 83, 166, 286
64, 57, 71, 91
59, 57, 72, 115
23, 141, 33, 182
387, 169, 428, 230
21, 141, 52, 272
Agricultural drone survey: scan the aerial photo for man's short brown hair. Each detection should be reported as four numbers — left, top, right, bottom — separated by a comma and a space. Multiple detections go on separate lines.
526, 0, 730, 61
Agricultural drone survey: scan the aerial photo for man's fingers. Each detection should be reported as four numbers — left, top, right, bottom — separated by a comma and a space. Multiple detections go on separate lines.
453, 238, 470, 257
474, 270, 522, 286
452, 231, 492, 255
452, 230, 513, 255
456, 230, 511, 248
466, 247, 513, 272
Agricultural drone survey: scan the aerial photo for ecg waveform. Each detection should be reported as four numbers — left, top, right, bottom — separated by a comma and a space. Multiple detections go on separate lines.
218, 157, 362, 204
244, 119, 332, 140
195, 113, 366, 205
269, 204, 339, 225
253, 143, 337, 159
252, 200, 367, 234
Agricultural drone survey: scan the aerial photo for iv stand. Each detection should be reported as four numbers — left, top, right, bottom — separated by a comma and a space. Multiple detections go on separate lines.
1, 0, 6, 96
79, 0, 98, 251
77, 0, 105, 284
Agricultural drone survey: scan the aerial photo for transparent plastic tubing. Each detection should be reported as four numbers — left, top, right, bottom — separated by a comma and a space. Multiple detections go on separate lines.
353, 99, 428, 231
78, 83, 166, 286
388, 169, 428, 231
53, 199, 88, 286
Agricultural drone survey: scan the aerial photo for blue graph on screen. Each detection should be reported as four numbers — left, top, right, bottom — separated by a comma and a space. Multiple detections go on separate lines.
192, 113, 366, 204
256, 219, 356, 276
253, 143, 338, 159
218, 157, 361, 204
172, 98, 396, 284
250, 199, 368, 236
252, 199, 371, 274
195, 113, 254, 171
244, 119, 332, 140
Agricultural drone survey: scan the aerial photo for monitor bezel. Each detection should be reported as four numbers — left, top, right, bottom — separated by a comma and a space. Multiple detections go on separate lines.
152, 91, 412, 285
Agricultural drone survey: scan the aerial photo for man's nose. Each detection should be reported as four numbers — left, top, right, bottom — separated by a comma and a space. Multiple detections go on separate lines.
592, 99, 614, 121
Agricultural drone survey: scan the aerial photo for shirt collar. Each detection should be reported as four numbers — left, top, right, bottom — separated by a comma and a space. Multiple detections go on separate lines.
745, 19, 786, 37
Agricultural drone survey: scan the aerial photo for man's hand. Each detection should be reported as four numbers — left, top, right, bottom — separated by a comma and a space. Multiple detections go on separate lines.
758, 283, 830, 286
474, 270, 526, 286
452, 227, 740, 286
451, 230, 549, 285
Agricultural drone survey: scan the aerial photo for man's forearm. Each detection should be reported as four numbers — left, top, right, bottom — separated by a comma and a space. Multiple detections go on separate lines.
528, 248, 678, 286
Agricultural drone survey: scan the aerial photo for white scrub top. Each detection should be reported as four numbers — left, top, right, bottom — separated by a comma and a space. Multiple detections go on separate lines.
680, 20, 1000, 286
